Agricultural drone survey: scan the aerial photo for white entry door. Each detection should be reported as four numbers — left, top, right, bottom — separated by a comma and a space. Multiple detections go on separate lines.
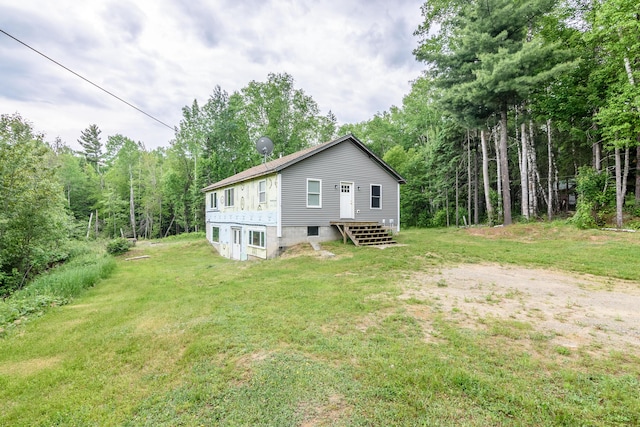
340, 182, 354, 219
231, 227, 242, 260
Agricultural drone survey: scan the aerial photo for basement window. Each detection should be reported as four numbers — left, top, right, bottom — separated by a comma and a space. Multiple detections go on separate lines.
307, 226, 319, 237
249, 230, 265, 248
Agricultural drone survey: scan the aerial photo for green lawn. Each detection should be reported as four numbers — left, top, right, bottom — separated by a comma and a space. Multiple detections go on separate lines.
1, 225, 639, 426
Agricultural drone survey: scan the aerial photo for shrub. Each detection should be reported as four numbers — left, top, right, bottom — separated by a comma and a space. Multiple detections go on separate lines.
106, 238, 133, 255
570, 166, 614, 229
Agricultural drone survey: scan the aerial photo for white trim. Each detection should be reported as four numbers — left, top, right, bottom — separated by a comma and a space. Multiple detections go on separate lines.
397, 183, 401, 232
224, 188, 234, 207
339, 181, 355, 219
370, 183, 382, 209
248, 228, 266, 248
258, 179, 266, 204
306, 178, 322, 208
277, 173, 282, 237
211, 224, 220, 242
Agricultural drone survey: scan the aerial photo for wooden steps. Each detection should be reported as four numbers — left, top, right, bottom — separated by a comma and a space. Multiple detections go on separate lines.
330, 221, 397, 246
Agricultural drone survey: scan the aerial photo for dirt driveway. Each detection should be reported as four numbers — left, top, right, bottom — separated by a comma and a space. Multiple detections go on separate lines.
401, 264, 640, 353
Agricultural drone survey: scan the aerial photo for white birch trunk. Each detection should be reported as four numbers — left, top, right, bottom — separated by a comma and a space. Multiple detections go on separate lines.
614, 146, 630, 228
528, 121, 538, 217
547, 119, 554, 220
520, 123, 529, 220
480, 129, 494, 224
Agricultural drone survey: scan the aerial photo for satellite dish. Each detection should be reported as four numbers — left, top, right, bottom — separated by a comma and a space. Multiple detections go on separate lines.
256, 136, 274, 156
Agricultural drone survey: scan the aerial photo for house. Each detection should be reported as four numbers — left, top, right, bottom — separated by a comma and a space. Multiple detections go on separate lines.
201, 134, 406, 260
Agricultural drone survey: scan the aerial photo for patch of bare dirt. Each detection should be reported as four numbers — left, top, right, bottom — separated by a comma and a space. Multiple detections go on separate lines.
280, 243, 351, 260
401, 264, 640, 353
299, 393, 350, 427
0, 356, 62, 376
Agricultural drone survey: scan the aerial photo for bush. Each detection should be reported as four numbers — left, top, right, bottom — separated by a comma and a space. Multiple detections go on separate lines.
570, 166, 614, 229
106, 238, 133, 255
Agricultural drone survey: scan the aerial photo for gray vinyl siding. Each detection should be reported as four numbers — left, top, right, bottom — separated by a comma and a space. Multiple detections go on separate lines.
280, 141, 400, 226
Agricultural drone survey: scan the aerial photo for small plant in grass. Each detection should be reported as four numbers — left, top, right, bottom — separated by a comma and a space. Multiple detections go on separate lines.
106, 238, 133, 255
555, 346, 571, 356
436, 279, 448, 287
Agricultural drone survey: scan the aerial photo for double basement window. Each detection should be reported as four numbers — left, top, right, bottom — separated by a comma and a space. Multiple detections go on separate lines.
248, 230, 265, 248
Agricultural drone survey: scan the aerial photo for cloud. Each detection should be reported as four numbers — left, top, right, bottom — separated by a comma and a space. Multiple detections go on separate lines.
0, 0, 425, 150
171, 0, 224, 48
103, 2, 145, 43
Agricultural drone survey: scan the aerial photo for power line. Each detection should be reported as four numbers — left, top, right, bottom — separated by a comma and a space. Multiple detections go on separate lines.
0, 28, 175, 132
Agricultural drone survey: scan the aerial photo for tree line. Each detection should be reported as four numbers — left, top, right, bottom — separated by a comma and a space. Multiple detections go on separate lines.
1, 0, 638, 296
350, 0, 638, 229
0, 73, 337, 296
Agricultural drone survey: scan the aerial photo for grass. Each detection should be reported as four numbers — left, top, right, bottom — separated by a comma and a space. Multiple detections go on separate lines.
1, 224, 639, 425
0, 241, 115, 332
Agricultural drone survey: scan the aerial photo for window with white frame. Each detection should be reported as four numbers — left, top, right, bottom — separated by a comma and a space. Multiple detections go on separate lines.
248, 230, 265, 248
307, 179, 322, 208
258, 180, 266, 204
224, 188, 234, 207
210, 192, 218, 209
211, 226, 220, 242
371, 184, 382, 209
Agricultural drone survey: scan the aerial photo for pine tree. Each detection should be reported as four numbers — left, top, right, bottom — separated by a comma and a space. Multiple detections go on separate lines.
414, 0, 576, 225
78, 124, 103, 171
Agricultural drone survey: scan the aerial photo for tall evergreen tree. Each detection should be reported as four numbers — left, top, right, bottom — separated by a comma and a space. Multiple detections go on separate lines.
77, 124, 103, 171
414, 0, 576, 225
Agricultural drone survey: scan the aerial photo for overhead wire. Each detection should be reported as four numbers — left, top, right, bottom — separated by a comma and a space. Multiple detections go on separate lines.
0, 28, 175, 131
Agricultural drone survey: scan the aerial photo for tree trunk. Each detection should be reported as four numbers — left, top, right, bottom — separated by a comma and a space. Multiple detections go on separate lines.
528, 121, 538, 217
636, 145, 640, 205
467, 131, 472, 224
480, 129, 493, 224
494, 126, 503, 223
547, 119, 554, 220
500, 109, 512, 225
473, 147, 479, 224
614, 146, 629, 228
593, 140, 602, 172
86, 211, 93, 240
129, 165, 137, 240
455, 167, 460, 227
520, 122, 529, 220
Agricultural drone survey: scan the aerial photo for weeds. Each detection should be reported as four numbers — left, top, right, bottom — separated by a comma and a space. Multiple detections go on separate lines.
0, 241, 115, 332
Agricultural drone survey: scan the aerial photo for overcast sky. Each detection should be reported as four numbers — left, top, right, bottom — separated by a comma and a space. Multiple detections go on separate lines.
1, 0, 425, 150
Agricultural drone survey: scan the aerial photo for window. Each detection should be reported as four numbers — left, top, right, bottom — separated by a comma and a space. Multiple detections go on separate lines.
248, 230, 265, 248
307, 179, 322, 208
210, 192, 218, 209
307, 226, 319, 237
224, 188, 234, 207
258, 180, 266, 204
371, 184, 382, 209
211, 226, 220, 242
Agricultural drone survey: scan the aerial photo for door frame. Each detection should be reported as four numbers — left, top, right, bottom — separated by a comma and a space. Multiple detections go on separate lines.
231, 227, 242, 260
339, 181, 355, 219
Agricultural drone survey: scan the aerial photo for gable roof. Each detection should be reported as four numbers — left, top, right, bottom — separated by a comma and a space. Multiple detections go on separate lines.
201, 134, 406, 192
